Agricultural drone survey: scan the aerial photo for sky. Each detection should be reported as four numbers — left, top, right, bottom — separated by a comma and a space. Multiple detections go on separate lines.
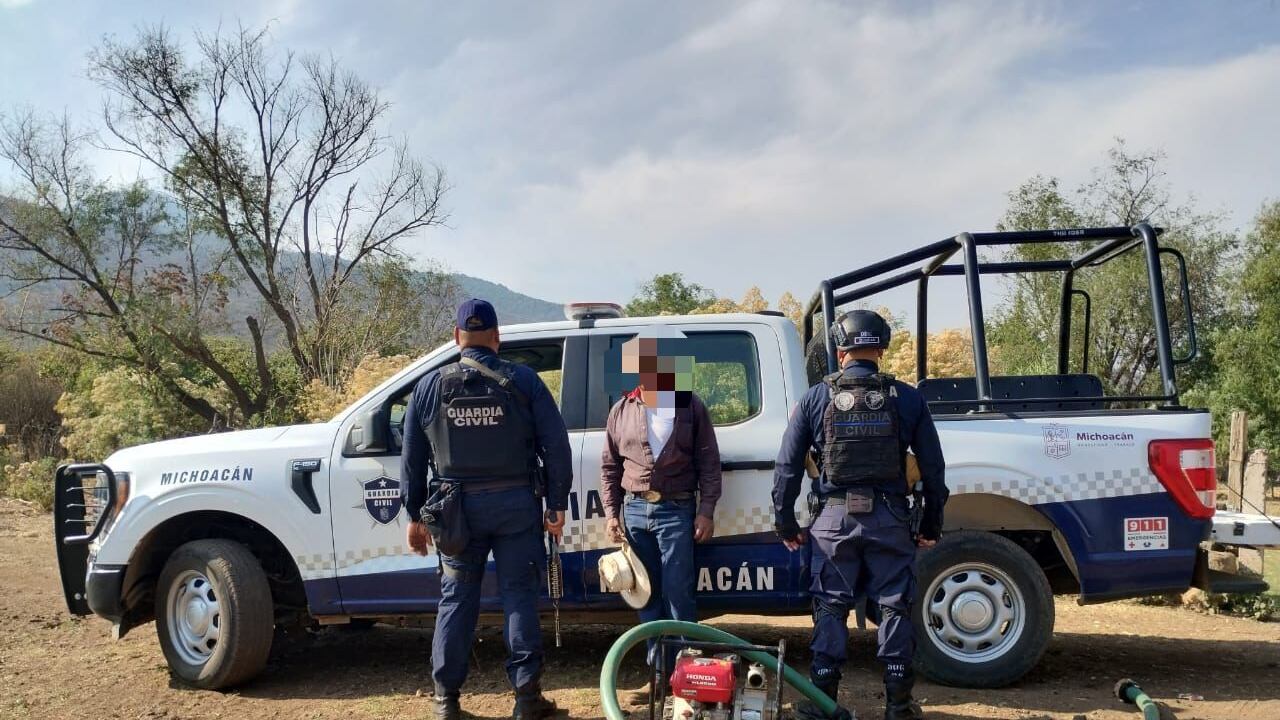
2, 0, 1279, 329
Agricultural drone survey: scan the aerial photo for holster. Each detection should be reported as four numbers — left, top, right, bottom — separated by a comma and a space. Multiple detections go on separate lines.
422, 479, 470, 557
532, 462, 546, 499
909, 491, 924, 542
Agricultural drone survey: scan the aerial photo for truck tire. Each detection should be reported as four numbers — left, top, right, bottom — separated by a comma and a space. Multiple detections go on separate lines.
912, 530, 1053, 688
155, 539, 274, 689
804, 333, 829, 387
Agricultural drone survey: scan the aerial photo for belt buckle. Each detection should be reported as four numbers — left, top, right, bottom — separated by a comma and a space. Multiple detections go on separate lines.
845, 489, 874, 514
641, 490, 662, 503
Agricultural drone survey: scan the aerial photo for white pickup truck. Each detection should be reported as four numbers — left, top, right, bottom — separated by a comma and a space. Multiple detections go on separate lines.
55, 224, 1280, 691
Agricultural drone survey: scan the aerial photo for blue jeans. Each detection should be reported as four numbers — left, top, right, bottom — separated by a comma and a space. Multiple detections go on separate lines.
432, 486, 545, 695
623, 496, 697, 667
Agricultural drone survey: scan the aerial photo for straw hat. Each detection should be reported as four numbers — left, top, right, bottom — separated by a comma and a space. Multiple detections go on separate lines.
598, 542, 651, 609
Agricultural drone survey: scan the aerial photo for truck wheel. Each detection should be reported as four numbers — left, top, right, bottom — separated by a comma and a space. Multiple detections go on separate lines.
912, 530, 1053, 688
804, 333, 829, 387
155, 539, 274, 689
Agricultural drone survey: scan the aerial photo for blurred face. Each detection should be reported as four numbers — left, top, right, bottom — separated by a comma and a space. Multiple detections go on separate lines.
621, 337, 694, 407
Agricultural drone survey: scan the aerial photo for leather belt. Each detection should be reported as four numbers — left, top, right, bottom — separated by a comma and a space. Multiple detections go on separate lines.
629, 490, 694, 503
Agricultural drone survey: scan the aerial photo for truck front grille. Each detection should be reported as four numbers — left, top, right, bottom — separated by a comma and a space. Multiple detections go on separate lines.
53, 464, 117, 615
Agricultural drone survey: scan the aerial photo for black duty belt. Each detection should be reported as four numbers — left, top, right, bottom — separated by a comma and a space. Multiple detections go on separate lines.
822, 491, 907, 507
460, 477, 531, 494
629, 490, 694, 503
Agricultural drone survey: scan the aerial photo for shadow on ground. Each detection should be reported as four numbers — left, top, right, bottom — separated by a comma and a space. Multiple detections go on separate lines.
229, 619, 1279, 719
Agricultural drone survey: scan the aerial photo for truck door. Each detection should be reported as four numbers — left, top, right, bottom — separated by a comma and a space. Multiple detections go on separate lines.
577, 322, 807, 612
328, 332, 588, 616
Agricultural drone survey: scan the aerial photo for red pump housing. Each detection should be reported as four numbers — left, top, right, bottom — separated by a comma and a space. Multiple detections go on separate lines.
670, 654, 736, 705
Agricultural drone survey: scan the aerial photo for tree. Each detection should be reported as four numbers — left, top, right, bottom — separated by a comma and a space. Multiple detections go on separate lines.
0, 347, 63, 460
777, 291, 803, 330
0, 113, 238, 424
883, 328, 976, 380
988, 141, 1237, 396
56, 365, 206, 460
626, 272, 714, 316
0, 25, 450, 428
737, 287, 768, 313
298, 352, 411, 422
90, 26, 447, 383
1194, 201, 1280, 461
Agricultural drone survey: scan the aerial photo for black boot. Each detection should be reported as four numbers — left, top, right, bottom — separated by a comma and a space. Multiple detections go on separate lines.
810, 667, 840, 704
512, 684, 558, 720
795, 669, 842, 720
433, 693, 461, 720
883, 676, 922, 720
813, 679, 839, 705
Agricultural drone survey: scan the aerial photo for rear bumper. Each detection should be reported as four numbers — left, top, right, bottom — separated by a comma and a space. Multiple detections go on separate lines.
1212, 511, 1280, 548
1196, 568, 1269, 594
86, 563, 127, 623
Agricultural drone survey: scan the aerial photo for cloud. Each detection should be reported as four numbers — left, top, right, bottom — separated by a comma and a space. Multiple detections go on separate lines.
373, 1, 1279, 327
0, 0, 36, 8
4, 0, 1277, 328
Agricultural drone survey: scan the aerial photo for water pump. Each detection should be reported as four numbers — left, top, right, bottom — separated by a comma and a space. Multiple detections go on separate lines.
645, 637, 788, 720
668, 648, 775, 720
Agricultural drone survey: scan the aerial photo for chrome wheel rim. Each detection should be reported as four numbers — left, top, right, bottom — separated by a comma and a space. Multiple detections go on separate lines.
166, 570, 221, 666
924, 562, 1025, 663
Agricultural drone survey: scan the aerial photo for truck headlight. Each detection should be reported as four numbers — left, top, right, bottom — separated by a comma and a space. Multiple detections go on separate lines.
93, 470, 131, 524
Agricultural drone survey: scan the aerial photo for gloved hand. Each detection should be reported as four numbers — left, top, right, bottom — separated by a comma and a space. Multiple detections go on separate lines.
774, 514, 806, 551
918, 509, 944, 545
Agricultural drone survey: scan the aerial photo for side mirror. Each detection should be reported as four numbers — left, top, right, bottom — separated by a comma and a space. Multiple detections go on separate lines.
346, 405, 389, 455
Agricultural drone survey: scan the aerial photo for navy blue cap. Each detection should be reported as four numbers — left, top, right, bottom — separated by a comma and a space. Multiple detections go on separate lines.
456, 298, 498, 331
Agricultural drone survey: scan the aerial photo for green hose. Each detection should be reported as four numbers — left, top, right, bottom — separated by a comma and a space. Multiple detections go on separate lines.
599, 620, 841, 720
1114, 678, 1160, 720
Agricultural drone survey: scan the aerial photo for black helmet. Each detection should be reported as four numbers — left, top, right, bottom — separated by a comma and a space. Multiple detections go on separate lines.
830, 309, 891, 351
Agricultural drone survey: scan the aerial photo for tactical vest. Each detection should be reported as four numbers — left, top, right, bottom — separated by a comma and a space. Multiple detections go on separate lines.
821, 372, 904, 491
426, 358, 535, 480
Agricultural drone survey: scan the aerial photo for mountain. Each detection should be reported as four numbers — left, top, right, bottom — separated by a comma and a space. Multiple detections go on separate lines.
0, 247, 565, 343
452, 274, 563, 324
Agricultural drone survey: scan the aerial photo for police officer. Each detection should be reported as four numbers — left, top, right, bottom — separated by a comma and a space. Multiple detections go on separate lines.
403, 298, 573, 720
772, 310, 947, 720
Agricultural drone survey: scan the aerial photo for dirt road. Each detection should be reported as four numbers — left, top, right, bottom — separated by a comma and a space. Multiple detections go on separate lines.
3, 499, 1278, 720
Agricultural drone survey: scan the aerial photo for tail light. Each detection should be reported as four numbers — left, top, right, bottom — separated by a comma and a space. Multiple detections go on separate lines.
1148, 439, 1216, 519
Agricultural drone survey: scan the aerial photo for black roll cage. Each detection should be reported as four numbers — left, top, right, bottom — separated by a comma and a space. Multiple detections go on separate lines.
802, 223, 1197, 412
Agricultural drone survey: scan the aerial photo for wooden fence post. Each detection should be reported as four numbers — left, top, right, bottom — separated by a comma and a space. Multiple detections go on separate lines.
1227, 411, 1248, 512
1239, 449, 1269, 574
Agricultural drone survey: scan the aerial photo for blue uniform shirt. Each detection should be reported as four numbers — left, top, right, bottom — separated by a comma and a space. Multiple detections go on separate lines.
401, 346, 574, 521
772, 359, 948, 536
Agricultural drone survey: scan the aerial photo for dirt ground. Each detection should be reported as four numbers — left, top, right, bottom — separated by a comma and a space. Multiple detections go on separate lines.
3, 499, 1278, 720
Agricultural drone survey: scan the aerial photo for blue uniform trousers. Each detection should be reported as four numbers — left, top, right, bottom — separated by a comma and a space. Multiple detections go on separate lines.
623, 496, 697, 667
432, 486, 545, 695
808, 495, 916, 686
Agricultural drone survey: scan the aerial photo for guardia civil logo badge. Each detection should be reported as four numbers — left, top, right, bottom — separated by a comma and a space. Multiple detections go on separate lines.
356, 475, 403, 526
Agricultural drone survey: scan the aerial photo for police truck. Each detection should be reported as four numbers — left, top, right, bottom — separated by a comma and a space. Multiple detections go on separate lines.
54, 224, 1280, 690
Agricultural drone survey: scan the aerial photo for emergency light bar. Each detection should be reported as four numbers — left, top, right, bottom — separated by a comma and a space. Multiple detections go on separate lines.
565, 302, 624, 321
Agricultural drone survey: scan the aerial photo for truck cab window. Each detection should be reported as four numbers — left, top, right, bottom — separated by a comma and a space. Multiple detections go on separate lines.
386, 341, 566, 453
590, 331, 762, 428
499, 341, 566, 407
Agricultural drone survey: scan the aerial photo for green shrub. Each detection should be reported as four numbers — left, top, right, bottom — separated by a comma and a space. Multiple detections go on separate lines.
1, 457, 59, 511
1211, 592, 1280, 622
